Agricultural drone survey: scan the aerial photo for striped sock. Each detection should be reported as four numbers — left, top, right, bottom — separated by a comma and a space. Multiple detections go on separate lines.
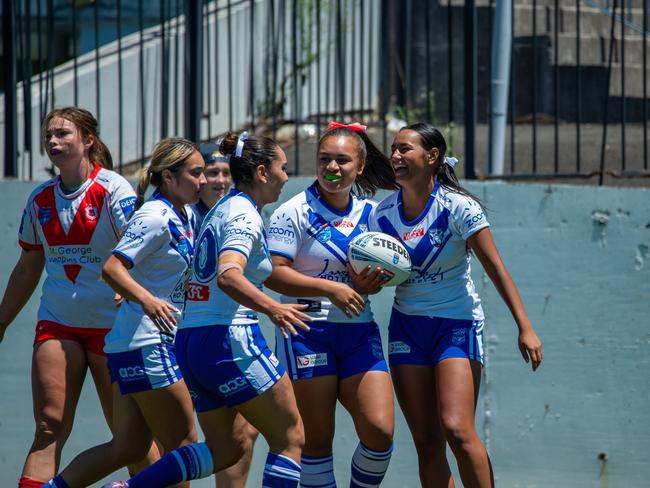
263, 452, 302, 487
19, 477, 46, 488
127, 442, 214, 488
300, 454, 336, 487
349, 442, 393, 488
40, 475, 70, 488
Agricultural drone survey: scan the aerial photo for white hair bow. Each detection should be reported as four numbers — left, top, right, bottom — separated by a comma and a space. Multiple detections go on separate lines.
444, 156, 458, 169
235, 131, 249, 158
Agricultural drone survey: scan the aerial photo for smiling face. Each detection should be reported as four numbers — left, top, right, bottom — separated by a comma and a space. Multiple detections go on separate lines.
317, 135, 365, 198
43, 116, 92, 169
164, 150, 207, 205
390, 129, 439, 186
200, 160, 232, 204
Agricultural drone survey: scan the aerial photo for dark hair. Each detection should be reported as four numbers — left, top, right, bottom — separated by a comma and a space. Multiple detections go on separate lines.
403, 123, 483, 207
136, 137, 198, 210
219, 132, 279, 186
318, 127, 397, 197
42, 107, 113, 169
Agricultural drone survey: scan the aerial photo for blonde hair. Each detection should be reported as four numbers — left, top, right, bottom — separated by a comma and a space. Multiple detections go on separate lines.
135, 137, 198, 209
42, 107, 113, 169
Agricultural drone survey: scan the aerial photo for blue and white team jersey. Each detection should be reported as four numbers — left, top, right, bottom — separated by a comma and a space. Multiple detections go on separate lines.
104, 189, 196, 353
190, 198, 211, 235
368, 181, 489, 320
267, 181, 375, 323
182, 188, 272, 327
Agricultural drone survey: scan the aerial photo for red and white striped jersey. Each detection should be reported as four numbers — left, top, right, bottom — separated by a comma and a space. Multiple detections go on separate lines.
19, 164, 136, 328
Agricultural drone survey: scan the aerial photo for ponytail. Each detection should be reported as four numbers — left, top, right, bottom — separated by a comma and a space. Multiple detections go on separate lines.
135, 166, 152, 210
90, 137, 114, 170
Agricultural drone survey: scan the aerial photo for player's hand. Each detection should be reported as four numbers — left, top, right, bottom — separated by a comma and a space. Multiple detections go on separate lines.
518, 327, 543, 371
328, 281, 365, 318
268, 303, 311, 339
114, 293, 124, 308
347, 264, 384, 295
142, 296, 179, 333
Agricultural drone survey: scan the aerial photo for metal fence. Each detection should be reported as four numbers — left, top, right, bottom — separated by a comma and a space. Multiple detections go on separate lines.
1, 0, 649, 185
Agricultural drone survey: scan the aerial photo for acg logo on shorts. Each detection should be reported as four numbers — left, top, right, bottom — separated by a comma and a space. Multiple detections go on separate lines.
388, 341, 411, 354
119, 366, 145, 379
218, 376, 248, 395
296, 353, 328, 369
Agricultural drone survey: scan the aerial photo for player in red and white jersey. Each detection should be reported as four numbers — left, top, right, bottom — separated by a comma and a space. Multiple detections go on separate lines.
0, 107, 149, 488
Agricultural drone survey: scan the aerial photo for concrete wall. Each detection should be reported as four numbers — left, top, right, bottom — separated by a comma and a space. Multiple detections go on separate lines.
1, 179, 649, 487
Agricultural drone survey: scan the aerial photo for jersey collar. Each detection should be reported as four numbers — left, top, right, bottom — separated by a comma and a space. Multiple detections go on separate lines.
397, 179, 440, 227
152, 188, 189, 225
55, 163, 101, 200
307, 180, 353, 217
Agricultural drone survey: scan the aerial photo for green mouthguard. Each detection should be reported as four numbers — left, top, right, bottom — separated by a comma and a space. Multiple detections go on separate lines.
324, 175, 341, 181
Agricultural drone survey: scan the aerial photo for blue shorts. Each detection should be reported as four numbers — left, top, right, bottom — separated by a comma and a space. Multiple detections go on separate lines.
107, 343, 183, 394
388, 308, 485, 366
275, 321, 388, 380
175, 324, 285, 413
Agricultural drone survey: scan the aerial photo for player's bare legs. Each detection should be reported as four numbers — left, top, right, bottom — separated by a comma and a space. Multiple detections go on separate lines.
214, 413, 259, 488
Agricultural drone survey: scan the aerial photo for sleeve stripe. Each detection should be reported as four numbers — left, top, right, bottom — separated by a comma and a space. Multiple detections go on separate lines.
269, 250, 294, 261
112, 249, 135, 268
19, 240, 43, 251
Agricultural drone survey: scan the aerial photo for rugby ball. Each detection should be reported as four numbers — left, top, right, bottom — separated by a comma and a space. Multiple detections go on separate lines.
347, 232, 412, 287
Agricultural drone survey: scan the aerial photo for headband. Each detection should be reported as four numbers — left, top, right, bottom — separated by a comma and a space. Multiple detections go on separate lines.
328, 121, 368, 132
444, 156, 458, 169
234, 131, 249, 158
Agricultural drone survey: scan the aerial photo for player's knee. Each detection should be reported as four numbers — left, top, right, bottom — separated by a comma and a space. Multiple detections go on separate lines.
32, 415, 71, 447
113, 437, 153, 465
439, 413, 476, 449
411, 430, 446, 458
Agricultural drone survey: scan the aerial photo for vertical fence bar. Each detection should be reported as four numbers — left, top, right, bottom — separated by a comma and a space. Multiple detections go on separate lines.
72, 1, 78, 106
425, 0, 432, 123
47, 0, 54, 111
174, 0, 181, 134
161, 0, 169, 138
37, 0, 44, 131
203, 0, 211, 138
360, 0, 365, 122
336, 0, 344, 117
642, 1, 648, 170
249, 0, 256, 130
599, 0, 618, 185
464, 0, 477, 179
315, 0, 321, 134
405, 0, 412, 123
510, 0, 516, 173
3, 0, 18, 177
213, 1, 219, 116
367, 0, 374, 122
576, 0, 581, 173
185, 0, 202, 142
227, 0, 233, 128
94, 0, 101, 124
532, 0, 537, 173
448, 0, 454, 124
270, 0, 278, 138
554, 0, 559, 173
292, 0, 300, 172
620, 2, 626, 171
139, 0, 145, 164
117, 0, 123, 172
24, 0, 33, 179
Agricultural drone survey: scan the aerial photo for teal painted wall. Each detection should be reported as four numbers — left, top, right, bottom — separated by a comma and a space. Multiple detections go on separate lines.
1, 179, 648, 487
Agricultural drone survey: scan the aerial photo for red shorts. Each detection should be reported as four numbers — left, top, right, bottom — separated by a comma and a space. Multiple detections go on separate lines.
34, 320, 111, 356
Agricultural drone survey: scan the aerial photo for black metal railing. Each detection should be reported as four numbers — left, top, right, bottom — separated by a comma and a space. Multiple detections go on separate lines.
1, 0, 649, 185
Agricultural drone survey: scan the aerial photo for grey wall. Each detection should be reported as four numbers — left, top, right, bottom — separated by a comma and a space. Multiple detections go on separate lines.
1, 179, 649, 487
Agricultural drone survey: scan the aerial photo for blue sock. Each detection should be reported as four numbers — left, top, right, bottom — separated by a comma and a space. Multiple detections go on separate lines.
41, 476, 70, 488
350, 442, 393, 487
128, 442, 214, 488
301, 454, 336, 487
263, 451, 302, 487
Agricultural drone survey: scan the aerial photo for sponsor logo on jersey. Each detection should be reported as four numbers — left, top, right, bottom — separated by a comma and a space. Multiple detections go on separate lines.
269, 353, 280, 367
358, 224, 368, 233
47, 245, 100, 265
119, 366, 145, 379
388, 341, 411, 354
38, 207, 51, 225
465, 212, 485, 229
176, 237, 190, 257
315, 225, 331, 243
403, 227, 424, 241
333, 219, 354, 229
268, 226, 296, 244
296, 353, 328, 369
218, 376, 248, 395
119, 196, 136, 218
187, 282, 210, 301
429, 229, 446, 247
451, 328, 466, 345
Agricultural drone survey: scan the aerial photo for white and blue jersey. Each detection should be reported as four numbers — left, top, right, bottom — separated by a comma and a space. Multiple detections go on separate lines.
182, 188, 273, 327
267, 181, 375, 323
190, 199, 211, 235
104, 189, 196, 353
368, 181, 489, 321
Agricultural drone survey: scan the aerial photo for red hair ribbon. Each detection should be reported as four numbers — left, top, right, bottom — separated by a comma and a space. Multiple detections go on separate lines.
328, 121, 368, 132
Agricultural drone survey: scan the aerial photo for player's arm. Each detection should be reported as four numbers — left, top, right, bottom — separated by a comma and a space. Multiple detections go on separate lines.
265, 255, 366, 318
216, 251, 311, 338
0, 249, 45, 342
467, 227, 543, 371
102, 254, 179, 332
